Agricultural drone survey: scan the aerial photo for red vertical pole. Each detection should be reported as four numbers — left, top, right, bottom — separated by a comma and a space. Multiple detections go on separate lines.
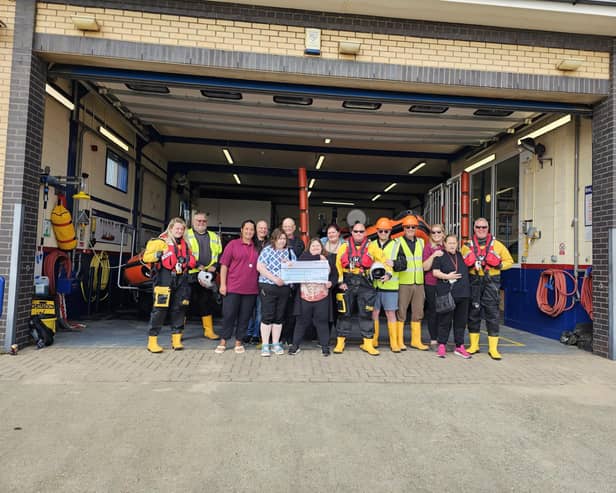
461, 172, 470, 241
298, 167, 309, 246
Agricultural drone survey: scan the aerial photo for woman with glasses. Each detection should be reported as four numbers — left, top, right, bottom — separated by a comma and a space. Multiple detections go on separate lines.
422, 224, 445, 350
431, 234, 472, 359
216, 219, 260, 354
256, 228, 296, 356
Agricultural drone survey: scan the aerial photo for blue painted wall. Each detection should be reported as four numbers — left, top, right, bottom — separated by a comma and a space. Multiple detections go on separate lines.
502, 267, 591, 340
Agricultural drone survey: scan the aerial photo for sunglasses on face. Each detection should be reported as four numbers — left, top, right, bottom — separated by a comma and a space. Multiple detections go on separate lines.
377, 229, 391, 234
475, 225, 488, 230
352, 229, 365, 233
404, 225, 416, 230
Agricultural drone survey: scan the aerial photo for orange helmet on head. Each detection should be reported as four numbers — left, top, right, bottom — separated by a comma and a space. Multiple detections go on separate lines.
375, 217, 393, 230
401, 215, 419, 228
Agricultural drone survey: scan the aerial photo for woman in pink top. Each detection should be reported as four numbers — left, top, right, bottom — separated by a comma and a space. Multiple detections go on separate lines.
422, 223, 445, 350
216, 220, 259, 354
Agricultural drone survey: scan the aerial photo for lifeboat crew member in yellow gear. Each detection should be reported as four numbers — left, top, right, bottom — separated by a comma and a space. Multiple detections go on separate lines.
143, 217, 197, 353
186, 211, 223, 340
371, 217, 407, 352
461, 217, 513, 360
396, 215, 428, 351
333, 222, 392, 356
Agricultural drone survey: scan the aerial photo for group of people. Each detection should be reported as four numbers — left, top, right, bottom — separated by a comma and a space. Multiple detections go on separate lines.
142, 212, 513, 360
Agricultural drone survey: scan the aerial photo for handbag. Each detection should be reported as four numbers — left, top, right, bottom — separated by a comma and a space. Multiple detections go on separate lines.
435, 288, 456, 314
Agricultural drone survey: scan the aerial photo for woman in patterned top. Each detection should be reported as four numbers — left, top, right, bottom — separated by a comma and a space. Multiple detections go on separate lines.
289, 238, 337, 357
256, 228, 297, 356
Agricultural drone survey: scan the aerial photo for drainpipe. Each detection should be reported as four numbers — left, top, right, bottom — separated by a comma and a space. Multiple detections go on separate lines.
298, 168, 309, 246
573, 115, 580, 288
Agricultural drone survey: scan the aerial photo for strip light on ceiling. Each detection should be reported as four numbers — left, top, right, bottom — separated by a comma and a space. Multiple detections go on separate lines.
517, 115, 571, 145
371, 194, 381, 202
384, 183, 397, 192
315, 155, 325, 170
496, 187, 514, 195
223, 148, 234, 164
464, 153, 496, 173
45, 84, 75, 111
309, 178, 316, 189
233, 173, 241, 185
323, 201, 355, 206
98, 125, 129, 152
307, 190, 312, 198
408, 162, 426, 175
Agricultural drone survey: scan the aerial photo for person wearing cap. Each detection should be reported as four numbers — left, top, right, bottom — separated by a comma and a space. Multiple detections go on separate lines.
370, 217, 407, 352
333, 222, 392, 356
186, 211, 222, 340
396, 215, 429, 351
461, 217, 513, 360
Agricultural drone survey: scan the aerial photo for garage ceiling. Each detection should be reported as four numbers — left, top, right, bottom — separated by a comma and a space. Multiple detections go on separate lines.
51, 66, 571, 211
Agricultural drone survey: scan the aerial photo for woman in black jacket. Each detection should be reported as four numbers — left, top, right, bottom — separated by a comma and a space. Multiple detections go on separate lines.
431, 234, 472, 359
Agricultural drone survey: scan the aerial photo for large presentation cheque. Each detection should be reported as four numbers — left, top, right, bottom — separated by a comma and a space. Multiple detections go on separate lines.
280, 260, 330, 283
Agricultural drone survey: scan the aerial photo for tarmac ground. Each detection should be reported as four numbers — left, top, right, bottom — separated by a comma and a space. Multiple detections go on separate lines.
1, 318, 615, 492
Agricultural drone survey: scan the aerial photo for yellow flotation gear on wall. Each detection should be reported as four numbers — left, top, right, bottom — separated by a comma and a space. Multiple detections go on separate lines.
143, 238, 168, 263
51, 203, 77, 251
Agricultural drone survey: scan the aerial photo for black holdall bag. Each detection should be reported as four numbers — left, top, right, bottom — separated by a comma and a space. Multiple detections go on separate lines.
435, 285, 456, 314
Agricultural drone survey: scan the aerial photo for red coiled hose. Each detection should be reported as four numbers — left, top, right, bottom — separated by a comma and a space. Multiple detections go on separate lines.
580, 271, 593, 320
536, 269, 578, 317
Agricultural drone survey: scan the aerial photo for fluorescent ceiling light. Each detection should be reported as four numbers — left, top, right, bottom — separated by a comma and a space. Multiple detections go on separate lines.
45, 84, 75, 111
98, 125, 129, 152
309, 178, 316, 189
233, 173, 241, 185
383, 183, 397, 192
222, 148, 234, 164
517, 115, 571, 144
323, 201, 355, 206
408, 162, 426, 175
496, 187, 514, 195
307, 190, 312, 198
324, 138, 331, 144
464, 153, 496, 173
315, 155, 325, 170
371, 194, 381, 202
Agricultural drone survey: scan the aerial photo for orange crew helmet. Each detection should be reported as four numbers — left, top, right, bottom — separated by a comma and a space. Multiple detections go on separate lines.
401, 215, 419, 228
375, 217, 393, 230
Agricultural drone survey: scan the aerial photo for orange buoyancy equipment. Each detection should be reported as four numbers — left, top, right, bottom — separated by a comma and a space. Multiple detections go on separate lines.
340, 238, 373, 272
463, 234, 500, 269
159, 234, 197, 274
50, 203, 77, 251
123, 252, 153, 285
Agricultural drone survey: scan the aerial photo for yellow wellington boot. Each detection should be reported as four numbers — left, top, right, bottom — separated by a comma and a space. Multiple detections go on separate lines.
333, 337, 346, 354
467, 332, 481, 354
360, 338, 380, 356
202, 315, 220, 340
372, 320, 380, 348
410, 321, 429, 351
171, 333, 184, 350
388, 322, 400, 353
488, 336, 502, 360
147, 336, 163, 353
397, 321, 407, 351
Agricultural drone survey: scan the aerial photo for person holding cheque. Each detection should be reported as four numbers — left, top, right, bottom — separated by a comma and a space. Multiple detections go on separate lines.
288, 238, 337, 356
431, 235, 472, 359
256, 228, 296, 356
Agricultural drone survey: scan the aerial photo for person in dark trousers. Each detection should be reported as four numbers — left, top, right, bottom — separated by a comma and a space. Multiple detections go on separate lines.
256, 228, 296, 356
186, 211, 222, 340
322, 223, 343, 342
461, 217, 514, 359
217, 219, 259, 354
422, 224, 445, 349
245, 219, 269, 344
289, 238, 337, 356
432, 234, 472, 359
281, 217, 304, 344
144, 217, 196, 353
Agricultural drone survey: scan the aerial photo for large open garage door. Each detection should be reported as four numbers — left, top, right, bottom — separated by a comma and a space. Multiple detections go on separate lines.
48, 65, 590, 234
